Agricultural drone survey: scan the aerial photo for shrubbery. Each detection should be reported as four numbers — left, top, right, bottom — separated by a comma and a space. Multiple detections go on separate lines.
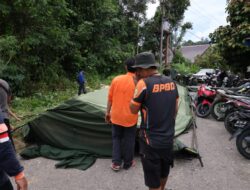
171, 50, 199, 75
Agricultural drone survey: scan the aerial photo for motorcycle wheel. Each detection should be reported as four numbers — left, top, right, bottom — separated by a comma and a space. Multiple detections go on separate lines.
224, 112, 237, 134
211, 100, 226, 121
236, 129, 250, 159
196, 103, 210, 118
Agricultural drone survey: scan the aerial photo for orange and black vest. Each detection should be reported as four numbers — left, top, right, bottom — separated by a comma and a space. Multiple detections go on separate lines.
0, 118, 9, 143
134, 75, 179, 148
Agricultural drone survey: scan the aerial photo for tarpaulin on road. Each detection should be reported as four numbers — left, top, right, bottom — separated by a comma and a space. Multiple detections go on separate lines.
21, 85, 196, 170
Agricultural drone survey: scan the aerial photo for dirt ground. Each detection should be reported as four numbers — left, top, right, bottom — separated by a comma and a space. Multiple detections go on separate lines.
15, 117, 250, 190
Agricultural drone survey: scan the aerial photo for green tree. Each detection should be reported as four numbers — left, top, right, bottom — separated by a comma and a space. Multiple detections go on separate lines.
171, 50, 199, 74
0, 0, 72, 95
141, 0, 191, 58
209, 0, 250, 72
0, 0, 147, 95
182, 38, 210, 46
194, 46, 227, 69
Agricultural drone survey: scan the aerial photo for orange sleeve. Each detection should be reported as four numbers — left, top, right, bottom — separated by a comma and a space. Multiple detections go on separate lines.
133, 79, 146, 99
15, 171, 25, 180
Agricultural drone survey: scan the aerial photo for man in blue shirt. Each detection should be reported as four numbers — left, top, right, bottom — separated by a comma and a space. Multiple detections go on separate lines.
77, 70, 87, 95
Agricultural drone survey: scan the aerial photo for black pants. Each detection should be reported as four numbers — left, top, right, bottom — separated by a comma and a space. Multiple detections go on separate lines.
112, 124, 137, 167
78, 83, 86, 95
0, 179, 13, 190
139, 139, 173, 188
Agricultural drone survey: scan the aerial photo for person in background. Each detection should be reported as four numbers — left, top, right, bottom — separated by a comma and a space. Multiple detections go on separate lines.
130, 52, 179, 190
245, 66, 250, 79
217, 69, 228, 86
0, 79, 21, 148
77, 70, 86, 95
0, 114, 28, 190
105, 57, 138, 171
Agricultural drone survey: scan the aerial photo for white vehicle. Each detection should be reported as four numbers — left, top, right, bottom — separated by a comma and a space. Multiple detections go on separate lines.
189, 69, 215, 85
193, 69, 215, 77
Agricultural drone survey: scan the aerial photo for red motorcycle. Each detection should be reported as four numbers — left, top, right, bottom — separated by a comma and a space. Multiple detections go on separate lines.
195, 84, 216, 118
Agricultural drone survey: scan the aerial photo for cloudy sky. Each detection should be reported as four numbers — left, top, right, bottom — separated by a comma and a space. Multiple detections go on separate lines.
146, 0, 228, 42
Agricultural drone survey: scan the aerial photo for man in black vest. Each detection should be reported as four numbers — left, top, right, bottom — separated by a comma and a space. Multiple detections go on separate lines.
130, 52, 179, 190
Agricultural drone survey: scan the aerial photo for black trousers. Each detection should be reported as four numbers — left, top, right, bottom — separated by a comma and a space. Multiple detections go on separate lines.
0, 179, 13, 190
78, 83, 86, 95
112, 124, 137, 167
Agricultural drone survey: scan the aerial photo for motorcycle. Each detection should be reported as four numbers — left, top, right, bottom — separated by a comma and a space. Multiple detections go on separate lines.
206, 73, 218, 87
230, 110, 250, 159
210, 83, 250, 121
176, 73, 192, 86
224, 100, 250, 134
195, 84, 216, 118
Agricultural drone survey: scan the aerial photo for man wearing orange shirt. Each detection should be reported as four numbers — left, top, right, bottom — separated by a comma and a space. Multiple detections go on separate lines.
105, 57, 138, 171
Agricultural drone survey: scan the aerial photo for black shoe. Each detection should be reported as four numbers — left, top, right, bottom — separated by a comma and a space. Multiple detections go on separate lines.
123, 160, 135, 170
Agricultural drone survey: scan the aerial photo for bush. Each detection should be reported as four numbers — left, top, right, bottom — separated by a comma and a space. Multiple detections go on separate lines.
172, 62, 199, 75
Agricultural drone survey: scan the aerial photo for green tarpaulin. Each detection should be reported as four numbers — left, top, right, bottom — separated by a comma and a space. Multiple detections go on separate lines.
21, 85, 196, 170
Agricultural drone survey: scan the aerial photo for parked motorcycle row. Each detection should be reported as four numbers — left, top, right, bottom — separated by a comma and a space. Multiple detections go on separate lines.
177, 69, 249, 88
185, 74, 250, 160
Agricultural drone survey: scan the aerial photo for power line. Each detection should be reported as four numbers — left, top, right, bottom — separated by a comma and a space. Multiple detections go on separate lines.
190, 0, 224, 26
183, 2, 226, 41
190, 6, 222, 26
192, 0, 227, 22
186, 30, 204, 41
187, 9, 220, 31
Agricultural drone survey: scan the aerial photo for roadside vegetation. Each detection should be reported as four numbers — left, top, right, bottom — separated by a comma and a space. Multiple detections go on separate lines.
11, 86, 76, 128
171, 50, 200, 75
10, 72, 116, 130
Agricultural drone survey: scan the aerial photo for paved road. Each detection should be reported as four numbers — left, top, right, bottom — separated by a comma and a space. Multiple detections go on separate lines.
18, 117, 250, 190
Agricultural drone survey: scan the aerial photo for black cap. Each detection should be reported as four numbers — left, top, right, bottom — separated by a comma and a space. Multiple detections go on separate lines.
133, 52, 159, 69
125, 57, 136, 72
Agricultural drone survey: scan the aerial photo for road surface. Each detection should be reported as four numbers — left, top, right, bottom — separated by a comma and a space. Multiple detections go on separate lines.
17, 117, 250, 190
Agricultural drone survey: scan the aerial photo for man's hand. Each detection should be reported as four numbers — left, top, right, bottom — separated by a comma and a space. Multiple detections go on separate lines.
15, 177, 28, 190
105, 101, 112, 124
105, 113, 111, 124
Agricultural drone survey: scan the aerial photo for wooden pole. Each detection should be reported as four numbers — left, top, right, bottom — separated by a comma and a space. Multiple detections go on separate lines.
165, 33, 169, 68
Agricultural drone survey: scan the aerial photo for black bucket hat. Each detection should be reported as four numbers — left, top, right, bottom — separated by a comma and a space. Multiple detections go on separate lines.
133, 52, 159, 68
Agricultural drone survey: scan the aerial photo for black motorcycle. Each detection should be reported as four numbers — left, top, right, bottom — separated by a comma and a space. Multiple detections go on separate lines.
210, 82, 250, 121
224, 99, 250, 134
230, 109, 250, 159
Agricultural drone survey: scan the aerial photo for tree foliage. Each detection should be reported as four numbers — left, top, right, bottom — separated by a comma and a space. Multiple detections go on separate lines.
194, 46, 227, 69
162, 0, 190, 28
209, 0, 250, 72
171, 50, 199, 75
0, 0, 149, 96
182, 38, 210, 46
